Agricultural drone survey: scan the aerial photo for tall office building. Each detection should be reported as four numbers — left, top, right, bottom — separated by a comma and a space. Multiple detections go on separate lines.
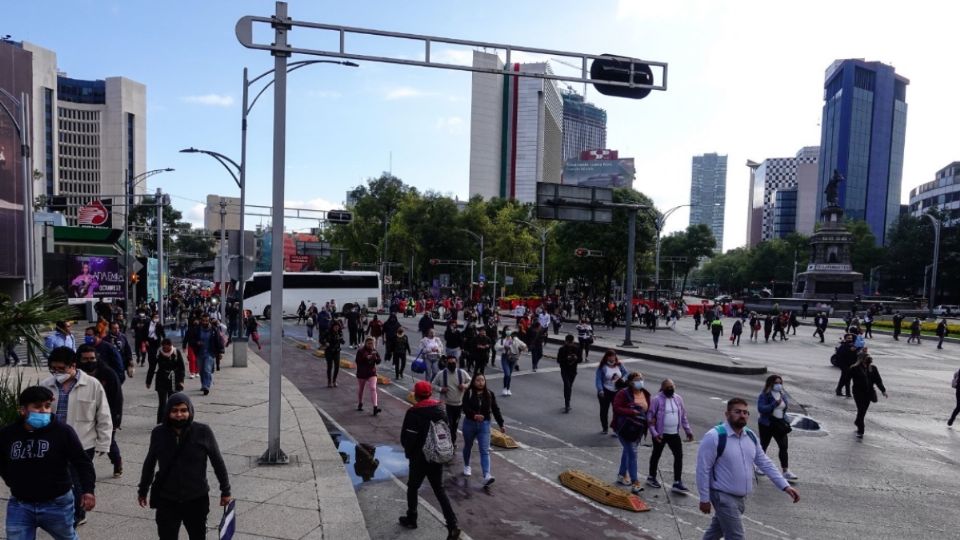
908, 162, 960, 224
561, 88, 606, 163
690, 153, 727, 251
468, 51, 563, 203
7, 41, 147, 229
746, 146, 819, 247
817, 59, 908, 245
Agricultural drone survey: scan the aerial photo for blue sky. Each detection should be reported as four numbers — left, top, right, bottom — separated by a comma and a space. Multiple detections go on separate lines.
8, 1, 960, 251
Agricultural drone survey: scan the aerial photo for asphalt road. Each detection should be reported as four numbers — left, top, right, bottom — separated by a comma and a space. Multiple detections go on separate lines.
257, 315, 960, 540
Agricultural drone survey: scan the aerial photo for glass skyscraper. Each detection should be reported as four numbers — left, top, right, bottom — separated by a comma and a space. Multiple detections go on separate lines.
561, 89, 607, 162
689, 153, 727, 251
817, 59, 908, 245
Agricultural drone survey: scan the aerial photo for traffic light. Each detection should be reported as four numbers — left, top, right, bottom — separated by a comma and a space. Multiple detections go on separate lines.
429, 259, 439, 266
590, 54, 653, 100
574, 248, 587, 258
130, 273, 140, 283
327, 210, 353, 225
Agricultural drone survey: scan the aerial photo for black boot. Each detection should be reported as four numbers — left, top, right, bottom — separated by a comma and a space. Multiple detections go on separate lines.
398, 515, 417, 529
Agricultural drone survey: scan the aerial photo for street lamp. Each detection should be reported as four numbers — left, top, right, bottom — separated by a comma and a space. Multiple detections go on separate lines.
920, 213, 941, 314
513, 219, 555, 296
183, 58, 357, 466
457, 229, 484, 278
648, 204, 692, 299
125, 168, 175, 320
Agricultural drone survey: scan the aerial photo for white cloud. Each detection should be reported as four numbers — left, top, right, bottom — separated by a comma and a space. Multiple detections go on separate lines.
384, 86, 431, 100
181, 94, 235, 107
435, 116, 464, 134
183, 203, 206, 228
284, 197, 338, 212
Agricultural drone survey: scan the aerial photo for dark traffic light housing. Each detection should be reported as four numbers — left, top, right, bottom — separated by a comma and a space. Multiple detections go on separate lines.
590, 54, 653, 100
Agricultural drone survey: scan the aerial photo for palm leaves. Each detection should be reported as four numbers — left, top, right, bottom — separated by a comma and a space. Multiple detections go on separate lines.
0, 290, 80, 367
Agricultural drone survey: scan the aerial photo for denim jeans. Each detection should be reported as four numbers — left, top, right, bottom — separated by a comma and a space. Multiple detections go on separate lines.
461, 419, 492, 477
617, 435, 639, 483
500, 355, 513, 390
425, 356, 440, 382
7, 491, 79, 540
199, 353, 214, 390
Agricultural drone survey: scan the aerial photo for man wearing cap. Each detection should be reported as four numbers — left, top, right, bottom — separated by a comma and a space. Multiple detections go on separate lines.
399, 381, 460, 540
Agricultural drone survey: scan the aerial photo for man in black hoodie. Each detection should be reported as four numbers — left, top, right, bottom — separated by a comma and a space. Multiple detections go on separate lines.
0, 386, 96, 539
138, 393, 231, 540
77, 344, 125, 478
399, 381, 460, 539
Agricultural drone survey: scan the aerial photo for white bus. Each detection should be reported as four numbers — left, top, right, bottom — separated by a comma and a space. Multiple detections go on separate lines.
242, 271, 381, 319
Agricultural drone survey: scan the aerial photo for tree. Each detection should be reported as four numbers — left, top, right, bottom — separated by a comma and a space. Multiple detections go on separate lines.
659, 224, 717, 294
0, 291, 78, 367
127, 196, 188, 255
845, 220, 885, 278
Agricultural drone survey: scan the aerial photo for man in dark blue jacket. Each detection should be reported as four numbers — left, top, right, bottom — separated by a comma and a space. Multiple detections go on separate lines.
84, 326, 125, 384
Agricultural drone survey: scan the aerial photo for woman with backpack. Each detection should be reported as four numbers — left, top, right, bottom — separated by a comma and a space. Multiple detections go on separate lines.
612, 371, 650, 494
146, 338, 186, 425
461, 373, 504, 487
495, 331, 527, 397
556, 335, 581, 413
848, 354, 887, 438
355, 337, 382, 416
756, 374, 798, 481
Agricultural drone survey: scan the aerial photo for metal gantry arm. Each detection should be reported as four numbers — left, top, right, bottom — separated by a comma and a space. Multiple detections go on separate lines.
246, 59, 358, 115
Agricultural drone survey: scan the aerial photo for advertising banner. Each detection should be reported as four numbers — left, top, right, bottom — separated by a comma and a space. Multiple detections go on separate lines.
67, 255, 123, 304
147, 257, 159, 303
0, 44, 32, 279
562, 158, 636, 188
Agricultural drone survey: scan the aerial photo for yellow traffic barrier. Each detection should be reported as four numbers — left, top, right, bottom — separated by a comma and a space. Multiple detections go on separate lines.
376, 374, 391, 385
490, 428, 518, 449
406, 391, 417, 405
340, 359, 356, 369
558, 470, 649, 512
313, 350, 325, 358
295, 341, 310, 350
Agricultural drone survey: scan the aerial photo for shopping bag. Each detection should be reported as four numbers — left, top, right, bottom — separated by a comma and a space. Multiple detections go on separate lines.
218, 499, 236, 540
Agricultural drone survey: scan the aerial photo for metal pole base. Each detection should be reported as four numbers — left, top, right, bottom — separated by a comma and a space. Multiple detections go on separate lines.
620, 340, 639, 348
232, 337, 248, 367
258, 448, 289, 465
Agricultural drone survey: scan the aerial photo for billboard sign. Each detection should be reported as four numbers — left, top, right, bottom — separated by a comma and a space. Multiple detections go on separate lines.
562, 158, 635, 188
0, 43, 32, 279
205, 194, 242, 230
147, 257, 159, 302
77, 198, 113, 228
66, 255, 123, 304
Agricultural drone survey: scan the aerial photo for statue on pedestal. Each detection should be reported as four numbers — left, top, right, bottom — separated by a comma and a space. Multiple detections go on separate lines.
825, 170, 843, 207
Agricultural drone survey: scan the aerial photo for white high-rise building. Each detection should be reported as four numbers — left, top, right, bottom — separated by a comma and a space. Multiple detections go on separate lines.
21, 41, 146, 229
468, 51, 563, 203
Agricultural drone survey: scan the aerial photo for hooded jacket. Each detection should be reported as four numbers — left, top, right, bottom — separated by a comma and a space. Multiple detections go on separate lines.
0, 416, 95, 503
138, 393, 230, 505
146, 346, 186, 393
400, 398, 447, 462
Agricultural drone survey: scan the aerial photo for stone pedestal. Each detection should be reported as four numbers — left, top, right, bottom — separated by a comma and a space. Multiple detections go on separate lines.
795, 205, 863, 300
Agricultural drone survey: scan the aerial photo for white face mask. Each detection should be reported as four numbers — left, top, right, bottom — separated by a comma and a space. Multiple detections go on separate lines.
54, 373, 72, 384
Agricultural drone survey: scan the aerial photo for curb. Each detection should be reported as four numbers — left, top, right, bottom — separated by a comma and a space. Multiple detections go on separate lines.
543, 336, 767, 375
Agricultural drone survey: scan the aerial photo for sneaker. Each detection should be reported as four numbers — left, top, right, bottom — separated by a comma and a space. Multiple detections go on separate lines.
617, 476, 632, 486
398, 515, 417, 529
483, 474, 495, 487
601, 430, 608, 435
754, 466, 765, 476
782, 470, 798, 481
646, 476, 662, 489
463, 465, 472, 477
447, 527, 462, 540
505, 389, 512, 396
672, 481, 690, 493
501, 388, 509, 396
563, 407, 570, 413
856, 433, 864, 439
357, 404, 363, 412
630, 483, 644, 494
113, 463, 123, 478
202, 388, 209, 396
75, 517, 88, 527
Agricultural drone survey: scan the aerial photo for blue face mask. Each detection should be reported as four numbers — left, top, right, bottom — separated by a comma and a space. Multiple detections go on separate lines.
84, 336, 95, 345
633, 381, 644, 390
773, 383, 783, 393
26, 412, 52, 429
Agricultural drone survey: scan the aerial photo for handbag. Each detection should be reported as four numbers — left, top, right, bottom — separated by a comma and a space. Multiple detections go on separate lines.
770, 415, 793, 436
218, 498, 237, 540
614, 415, 647, 443
410, 352, 426, 374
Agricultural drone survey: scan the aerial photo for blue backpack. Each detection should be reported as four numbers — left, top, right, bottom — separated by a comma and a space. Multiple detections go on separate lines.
713, 423, 757, 460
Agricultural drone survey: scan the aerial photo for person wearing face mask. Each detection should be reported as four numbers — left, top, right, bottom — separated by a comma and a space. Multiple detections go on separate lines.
138, 393, 231, 540
756, 375, 798, 481
355, 337, 383, 416
611, 372, 650, 494
461, 373, 505, 486
44, 321, 77, 357
696, 398, 800, 540
132, 311, 150, 366
146, 338, 186, 425
82, 327, 125, 385
556, 334, 582, 413
432, 354, 471, 448
646, 379, 694, 492
495, 331, 527, 396
419, 329, 444, 383
0, 386, 96, 540
76, 345, 124, 479
147, 313, 167, 371
40, 347, 112, 528
106, 322, 134, 378
595, 350, 628, 435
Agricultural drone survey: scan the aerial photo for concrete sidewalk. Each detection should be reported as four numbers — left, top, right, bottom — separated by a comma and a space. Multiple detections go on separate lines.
0, 345, 368, 540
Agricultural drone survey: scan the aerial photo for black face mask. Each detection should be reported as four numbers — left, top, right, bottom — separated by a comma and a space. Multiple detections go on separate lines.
663, 388, 675, 397
170, 418, 190, 428
78, 362, 97, 374
447, 364, 457, 371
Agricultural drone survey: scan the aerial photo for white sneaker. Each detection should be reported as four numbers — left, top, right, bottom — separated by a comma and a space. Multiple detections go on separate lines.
483, 474, 495, 487
463, 466, 472, 477
783, 470, 798, 481
501, 389, 509, 396
506, 389, 512, 396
